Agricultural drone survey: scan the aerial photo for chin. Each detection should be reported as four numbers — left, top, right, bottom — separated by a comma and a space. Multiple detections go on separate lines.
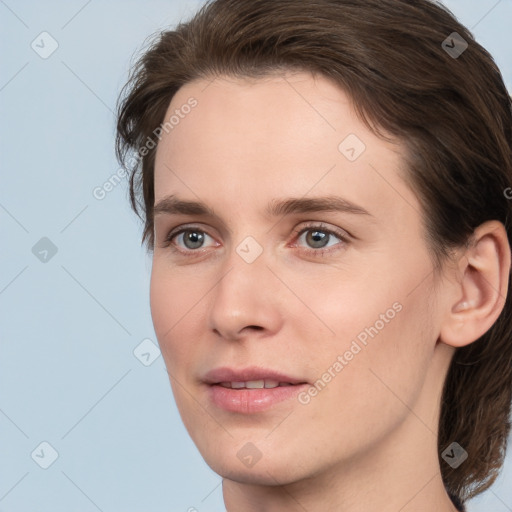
200, 446, 313, 486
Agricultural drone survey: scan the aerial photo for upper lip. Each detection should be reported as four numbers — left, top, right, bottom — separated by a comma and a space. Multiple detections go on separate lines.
203, 366, 307, 385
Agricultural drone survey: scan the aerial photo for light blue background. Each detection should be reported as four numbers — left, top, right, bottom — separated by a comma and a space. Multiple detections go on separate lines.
1, 1, 511, 510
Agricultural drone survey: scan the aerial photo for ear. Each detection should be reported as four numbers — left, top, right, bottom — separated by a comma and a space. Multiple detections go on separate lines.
439, 220, 511, 348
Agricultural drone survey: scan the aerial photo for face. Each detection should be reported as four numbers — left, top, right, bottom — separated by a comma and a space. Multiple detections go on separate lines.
150, 72, 449, 485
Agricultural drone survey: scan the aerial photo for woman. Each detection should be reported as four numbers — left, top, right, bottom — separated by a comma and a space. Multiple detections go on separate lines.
116, 0, 512, 510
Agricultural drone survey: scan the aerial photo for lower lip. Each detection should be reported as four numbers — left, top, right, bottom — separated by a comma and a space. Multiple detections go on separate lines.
207, 383, 309, 413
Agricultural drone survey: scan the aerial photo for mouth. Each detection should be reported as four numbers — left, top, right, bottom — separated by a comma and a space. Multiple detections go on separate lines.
217, 380, 300, 389
203, 366, 309, 413
203, 365, 307, 386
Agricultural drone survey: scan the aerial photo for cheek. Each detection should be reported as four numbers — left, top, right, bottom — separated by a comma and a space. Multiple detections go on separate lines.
294, 258, 435, 406
307, 279, 435, 437
149, 266, 210, 430
149, 265, 206, 368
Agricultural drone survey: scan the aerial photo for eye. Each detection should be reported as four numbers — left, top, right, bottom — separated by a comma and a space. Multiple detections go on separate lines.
161, 223, 348, 257
294, 224, 348, 254
165, 227, 218, 252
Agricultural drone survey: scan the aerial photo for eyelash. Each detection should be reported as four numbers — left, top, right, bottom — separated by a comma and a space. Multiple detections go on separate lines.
291, 223, 349, 256
162, 222, 349, 258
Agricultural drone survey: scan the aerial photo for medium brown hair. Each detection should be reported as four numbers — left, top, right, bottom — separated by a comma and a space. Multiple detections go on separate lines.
116, 0, 512, 503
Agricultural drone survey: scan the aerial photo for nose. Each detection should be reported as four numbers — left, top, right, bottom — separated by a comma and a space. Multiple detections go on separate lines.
208, 247, 284, 341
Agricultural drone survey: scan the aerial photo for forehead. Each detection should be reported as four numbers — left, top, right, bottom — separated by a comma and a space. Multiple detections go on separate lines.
153, 72, 420, 230
158, 72, 367, 162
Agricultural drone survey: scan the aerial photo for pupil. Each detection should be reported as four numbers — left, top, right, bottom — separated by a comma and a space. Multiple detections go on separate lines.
307, 230, 328, 248
185, 231, 204, 249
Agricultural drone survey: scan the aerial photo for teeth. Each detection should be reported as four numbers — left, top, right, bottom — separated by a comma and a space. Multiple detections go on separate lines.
218, 379, 293, 389
246, 380, 265, 389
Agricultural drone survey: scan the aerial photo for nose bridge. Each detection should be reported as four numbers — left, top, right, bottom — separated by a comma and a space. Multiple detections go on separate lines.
208, 236, 282, 339
219, 230, 269, 293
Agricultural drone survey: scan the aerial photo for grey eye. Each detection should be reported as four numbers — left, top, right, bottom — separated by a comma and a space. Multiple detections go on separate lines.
298, 228, 342, 250
175, 230, 210, 250
305, 230, 330, 248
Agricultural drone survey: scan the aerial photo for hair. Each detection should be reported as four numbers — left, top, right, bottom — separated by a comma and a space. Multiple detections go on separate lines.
116, 0, 512, 504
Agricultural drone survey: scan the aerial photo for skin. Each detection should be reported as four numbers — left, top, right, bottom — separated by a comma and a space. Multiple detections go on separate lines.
150, 72, 510, 511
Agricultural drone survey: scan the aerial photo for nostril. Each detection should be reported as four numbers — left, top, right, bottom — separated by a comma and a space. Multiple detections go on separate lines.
212, 324, 265, 340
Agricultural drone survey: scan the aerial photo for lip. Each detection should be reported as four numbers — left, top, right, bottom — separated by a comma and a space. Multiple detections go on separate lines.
203, 365, 307, 385
203, 366, 309, 414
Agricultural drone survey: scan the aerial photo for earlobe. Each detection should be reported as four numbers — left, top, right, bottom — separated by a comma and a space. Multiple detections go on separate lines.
439, 221, 511, 348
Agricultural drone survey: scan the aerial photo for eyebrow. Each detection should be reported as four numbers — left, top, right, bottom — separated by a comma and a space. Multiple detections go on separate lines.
153, 195, 373, 219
